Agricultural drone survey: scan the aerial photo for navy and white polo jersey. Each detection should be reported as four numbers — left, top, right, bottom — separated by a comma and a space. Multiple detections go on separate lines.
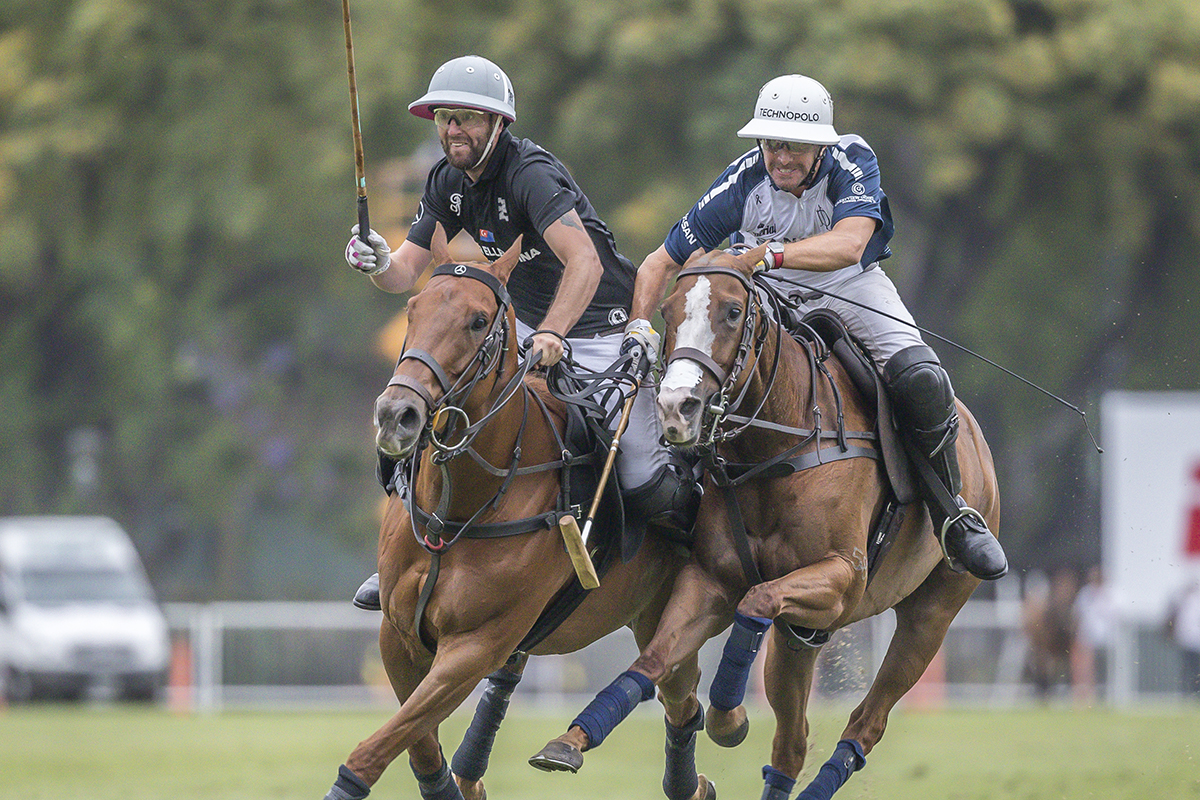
407, 129, 635, 338
663, 134, 895, 292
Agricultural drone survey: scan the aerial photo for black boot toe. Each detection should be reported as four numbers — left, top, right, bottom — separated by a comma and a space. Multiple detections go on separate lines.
353, 572, 382, 610
942, 513, 1008, 581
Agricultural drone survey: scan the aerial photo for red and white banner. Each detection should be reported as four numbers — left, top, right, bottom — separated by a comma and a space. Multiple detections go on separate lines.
1103, 391, 1200, 623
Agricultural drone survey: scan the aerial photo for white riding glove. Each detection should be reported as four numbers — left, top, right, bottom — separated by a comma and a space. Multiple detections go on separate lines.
345, 224, 391, 276
620, 318, 661, 379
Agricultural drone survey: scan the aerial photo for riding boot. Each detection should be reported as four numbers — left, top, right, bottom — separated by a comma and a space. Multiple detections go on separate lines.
622, 451, 703, 544
353, 572, 382, 611
883, 346, 1008, 581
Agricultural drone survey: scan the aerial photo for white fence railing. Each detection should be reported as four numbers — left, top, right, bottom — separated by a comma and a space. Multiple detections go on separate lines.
161, 596, 1185, 713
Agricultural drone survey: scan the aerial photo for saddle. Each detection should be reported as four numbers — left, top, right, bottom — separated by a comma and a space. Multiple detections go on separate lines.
768, 307, 918, 649
791, 308, 918, 505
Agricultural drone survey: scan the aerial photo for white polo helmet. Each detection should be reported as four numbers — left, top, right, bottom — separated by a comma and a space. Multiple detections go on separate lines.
737, 75, 839, 145
408, 55, 516, 122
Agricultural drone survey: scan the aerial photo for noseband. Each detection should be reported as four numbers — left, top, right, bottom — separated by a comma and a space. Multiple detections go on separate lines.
666, 262, 778, 443
387, 262, 517, 454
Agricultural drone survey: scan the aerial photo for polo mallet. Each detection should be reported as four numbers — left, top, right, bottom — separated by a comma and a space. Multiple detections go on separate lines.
559, 354, 646, 590
341, 0, 370, 238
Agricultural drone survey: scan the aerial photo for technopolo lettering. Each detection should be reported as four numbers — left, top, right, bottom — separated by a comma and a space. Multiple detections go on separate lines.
835, 195, 874, 206
760, 108, 823, 122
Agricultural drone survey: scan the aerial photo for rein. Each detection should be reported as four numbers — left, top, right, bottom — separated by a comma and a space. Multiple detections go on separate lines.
667, 258, 881, 605
387, 262, 584, 650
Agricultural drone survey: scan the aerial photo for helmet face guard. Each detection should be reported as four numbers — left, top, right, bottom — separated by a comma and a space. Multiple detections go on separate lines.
409, 55, 516, 122
737, 75, 838, 145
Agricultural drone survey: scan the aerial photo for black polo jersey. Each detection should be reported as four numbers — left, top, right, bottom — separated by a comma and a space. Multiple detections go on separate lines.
406, 130, 635, 337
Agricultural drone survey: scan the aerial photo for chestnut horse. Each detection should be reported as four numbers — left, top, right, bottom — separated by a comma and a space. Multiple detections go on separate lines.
531, 245, 999, 800
323, 232, 715, 800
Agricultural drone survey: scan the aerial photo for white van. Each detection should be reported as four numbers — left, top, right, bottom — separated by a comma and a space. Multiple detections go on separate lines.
0, 516, 170, 702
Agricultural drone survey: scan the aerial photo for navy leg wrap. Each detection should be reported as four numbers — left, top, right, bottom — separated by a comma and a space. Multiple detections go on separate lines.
708, 613, 772, 711
324, 765, 371, 800
571, 670, 656, 749
450, 667, 522, 782
411, 748, 465, 800
663, 706, 705, 800
760, 764, 796, 800
795, 740, 865, 800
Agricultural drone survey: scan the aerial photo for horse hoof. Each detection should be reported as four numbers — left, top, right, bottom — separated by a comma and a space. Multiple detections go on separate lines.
454, 775, 486, 800
528, 740, 583, 773
704, 705, 749, 748
696, 774, 717, 800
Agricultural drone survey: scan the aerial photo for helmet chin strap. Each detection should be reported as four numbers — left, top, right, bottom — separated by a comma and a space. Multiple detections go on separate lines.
797, 145, 827, 190
471, 115, 505, 171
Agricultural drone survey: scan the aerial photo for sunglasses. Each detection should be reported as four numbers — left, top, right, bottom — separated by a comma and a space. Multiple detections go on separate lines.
761, 139, 820, 155
433, 108, 492, 129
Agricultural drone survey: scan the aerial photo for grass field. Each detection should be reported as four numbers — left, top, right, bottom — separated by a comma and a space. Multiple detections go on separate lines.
2, 702, 1199, 799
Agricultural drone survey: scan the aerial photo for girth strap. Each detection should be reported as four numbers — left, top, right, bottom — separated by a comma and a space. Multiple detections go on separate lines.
709, 444, 880, 590
722, 444, 880, 483
409, 501, 564, 540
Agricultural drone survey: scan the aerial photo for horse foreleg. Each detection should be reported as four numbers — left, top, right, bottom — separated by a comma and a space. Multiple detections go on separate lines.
841, 568, 974, 756
754, 627, 821, 799
634, 613, 715, 800
789, 569, 975, 800
335, 633, 511, 793
450, 651, 528, 800
529, 563, 732, 775
706, 555, 860, 749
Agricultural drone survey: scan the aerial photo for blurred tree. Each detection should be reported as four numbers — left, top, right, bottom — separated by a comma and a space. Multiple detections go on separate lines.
0, 0, 417, 598
1, 0, 1197, 597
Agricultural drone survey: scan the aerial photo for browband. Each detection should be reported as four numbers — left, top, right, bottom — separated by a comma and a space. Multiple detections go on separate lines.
431, 262, 512, 307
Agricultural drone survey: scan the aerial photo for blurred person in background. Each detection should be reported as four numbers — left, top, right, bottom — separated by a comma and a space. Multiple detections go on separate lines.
1071, 565, 1115, 703
1166, 579, 1200, 697
1022, 568, 1078, 701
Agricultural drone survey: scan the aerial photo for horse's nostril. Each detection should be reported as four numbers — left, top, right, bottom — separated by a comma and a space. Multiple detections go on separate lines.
680, 397, 701, 418
399, 406, 420, 433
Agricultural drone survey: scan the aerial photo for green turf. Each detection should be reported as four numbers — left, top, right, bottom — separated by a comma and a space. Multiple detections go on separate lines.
2, 702, 1199, 799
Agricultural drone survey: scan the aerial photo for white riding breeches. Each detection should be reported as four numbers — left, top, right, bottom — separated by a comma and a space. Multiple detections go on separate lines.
515, 319, 668, 490
772, 266, 926, 370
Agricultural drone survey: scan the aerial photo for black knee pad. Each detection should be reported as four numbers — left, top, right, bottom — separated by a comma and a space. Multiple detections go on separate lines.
624, 454, 702, 540
882, 345, 955, 431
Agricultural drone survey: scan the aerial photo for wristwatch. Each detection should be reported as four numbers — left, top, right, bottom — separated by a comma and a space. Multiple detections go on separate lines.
765, 240, 786, 270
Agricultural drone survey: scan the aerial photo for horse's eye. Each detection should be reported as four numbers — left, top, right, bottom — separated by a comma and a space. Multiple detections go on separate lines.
727, 306, 743, 322
470, 314, 489, 332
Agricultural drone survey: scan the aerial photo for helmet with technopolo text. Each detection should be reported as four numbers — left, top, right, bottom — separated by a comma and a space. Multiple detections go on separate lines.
737, 75, 838, 145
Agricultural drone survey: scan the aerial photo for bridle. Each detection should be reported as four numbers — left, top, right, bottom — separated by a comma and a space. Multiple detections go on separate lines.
387, 262, 535, 459
384, 261, 597, 651
664, 262, 782, 445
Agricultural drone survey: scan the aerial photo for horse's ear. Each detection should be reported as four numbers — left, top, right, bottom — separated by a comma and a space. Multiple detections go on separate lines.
681, 247, 707, 269
430, 222, 453, 267
492, 234, 523, 283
